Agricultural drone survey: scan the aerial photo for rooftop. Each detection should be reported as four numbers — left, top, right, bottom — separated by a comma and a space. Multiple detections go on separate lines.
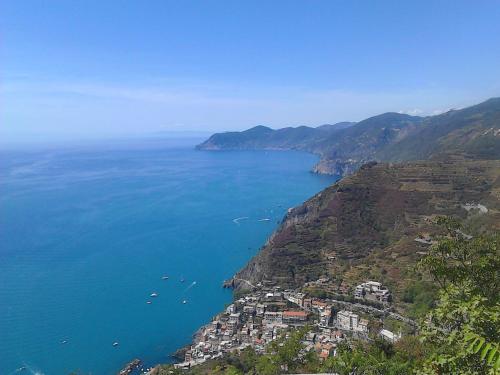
283, 310, 308, 317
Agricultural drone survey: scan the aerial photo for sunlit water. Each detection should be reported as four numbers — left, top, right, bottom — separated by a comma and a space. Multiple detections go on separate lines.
0, 138, 336, 374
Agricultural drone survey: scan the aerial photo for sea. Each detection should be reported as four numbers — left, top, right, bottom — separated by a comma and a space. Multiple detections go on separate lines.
0, 137, 337, 375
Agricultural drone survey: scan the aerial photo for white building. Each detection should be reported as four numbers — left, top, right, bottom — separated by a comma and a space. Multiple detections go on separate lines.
380, 329, 401, 343
285, 292, 305, 306
337, 310, 359, 330
354, 281, 391, 303
226, 304, 236, 314
336, 310, 368, 333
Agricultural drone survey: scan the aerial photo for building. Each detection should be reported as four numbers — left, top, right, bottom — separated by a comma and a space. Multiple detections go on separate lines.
336, 310, 367, 333
302, 298, 313, 310
263, 311, 283, 325
315, 342, 336, 361
256, 303, 266, 316
243, 304, 256, 314
312, 299, 328, 311
227, 313, 241, 331
282, 310, 309, 325
319, 310, 332, 327
354, 281, 391, 303
337, 310, 359, 331
358, 318, 369, 333
380, 329, 401, 343
285, 292, 305, 306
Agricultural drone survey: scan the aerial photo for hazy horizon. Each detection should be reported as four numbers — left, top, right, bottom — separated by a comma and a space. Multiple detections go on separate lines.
2, 1, 500, 143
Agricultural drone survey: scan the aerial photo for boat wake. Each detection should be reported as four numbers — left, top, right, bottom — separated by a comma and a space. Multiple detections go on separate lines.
232, 217, 249, 224
8, 363, 45, 375
183, 281, 197, 292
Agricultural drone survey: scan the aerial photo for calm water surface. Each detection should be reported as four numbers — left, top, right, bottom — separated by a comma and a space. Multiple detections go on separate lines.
0, 138, 336, 374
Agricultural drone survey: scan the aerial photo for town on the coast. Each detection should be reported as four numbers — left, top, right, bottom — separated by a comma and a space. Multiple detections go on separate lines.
175, 279, 411, 369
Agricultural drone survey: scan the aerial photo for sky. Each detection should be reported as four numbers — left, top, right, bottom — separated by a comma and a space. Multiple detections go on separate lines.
1, 0, 500, 142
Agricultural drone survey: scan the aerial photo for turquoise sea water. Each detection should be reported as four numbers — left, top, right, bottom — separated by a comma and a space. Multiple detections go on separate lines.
0, 138, 336, 375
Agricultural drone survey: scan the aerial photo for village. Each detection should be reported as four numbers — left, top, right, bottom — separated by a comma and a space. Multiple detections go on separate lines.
175, 280, 404, 369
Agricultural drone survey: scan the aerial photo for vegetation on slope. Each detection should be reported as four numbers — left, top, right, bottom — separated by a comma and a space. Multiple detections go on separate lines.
235, 159, 500, 313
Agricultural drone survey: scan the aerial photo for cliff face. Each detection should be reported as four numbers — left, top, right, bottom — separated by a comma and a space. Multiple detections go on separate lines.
234, 158, 500, 296
311, 158, 363, 176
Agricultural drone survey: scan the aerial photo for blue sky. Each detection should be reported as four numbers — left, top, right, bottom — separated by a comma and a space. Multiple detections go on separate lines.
2, 0, 500, 141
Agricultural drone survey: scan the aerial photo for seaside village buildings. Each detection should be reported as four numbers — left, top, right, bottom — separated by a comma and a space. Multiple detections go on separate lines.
177, 281, 399, 368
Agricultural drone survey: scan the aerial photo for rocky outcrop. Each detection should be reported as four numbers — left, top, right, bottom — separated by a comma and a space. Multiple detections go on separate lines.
312, 158, 364, 176
118, 359, 141, 375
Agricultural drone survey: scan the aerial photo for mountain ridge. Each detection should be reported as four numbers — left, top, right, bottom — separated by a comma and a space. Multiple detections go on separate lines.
197, 98, 500, 175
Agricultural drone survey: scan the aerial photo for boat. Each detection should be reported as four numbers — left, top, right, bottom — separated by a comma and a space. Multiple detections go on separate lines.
180, 278, 185, 283
150, 292, 158, 297
146, 301, 152, 304
113, 342, 119, 347
161, 275, 169, 280
182, 300, 187, 304
61, 339, 68, 344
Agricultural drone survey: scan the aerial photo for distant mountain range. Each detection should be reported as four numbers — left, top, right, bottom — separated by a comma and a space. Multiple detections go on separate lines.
197, 98, 500, 175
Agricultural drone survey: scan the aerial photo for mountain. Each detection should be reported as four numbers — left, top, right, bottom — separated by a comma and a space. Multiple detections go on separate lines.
310, 112, 423, 174
233, 158, 500, 307
195, 122, 352, 152
197, 98, 500, 175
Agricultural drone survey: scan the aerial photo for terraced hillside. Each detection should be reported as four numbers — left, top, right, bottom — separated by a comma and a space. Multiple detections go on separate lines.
234, 158, 500, 306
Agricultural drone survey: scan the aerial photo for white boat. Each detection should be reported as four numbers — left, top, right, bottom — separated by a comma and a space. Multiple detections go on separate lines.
113, 342, 119, 347
161, 275, 169, 280
146, 301, 152, 304
150, 292, 158, 297
182, 300, 187, 304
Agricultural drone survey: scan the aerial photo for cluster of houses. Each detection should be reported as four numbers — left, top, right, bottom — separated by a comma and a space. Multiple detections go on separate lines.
354, 281, 391, 303
176, 281, 398, 369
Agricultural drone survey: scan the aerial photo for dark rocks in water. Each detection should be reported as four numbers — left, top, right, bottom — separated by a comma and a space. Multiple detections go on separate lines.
118, 358, 141, 375
222, 278, 235, 289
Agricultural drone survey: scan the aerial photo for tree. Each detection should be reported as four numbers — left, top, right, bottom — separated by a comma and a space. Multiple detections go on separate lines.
417, 218, 500, 374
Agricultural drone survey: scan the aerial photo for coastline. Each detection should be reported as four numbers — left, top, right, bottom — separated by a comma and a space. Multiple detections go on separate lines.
146, 160, 342, 371
147, 155, 500, 372
107, 149, 338, 374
